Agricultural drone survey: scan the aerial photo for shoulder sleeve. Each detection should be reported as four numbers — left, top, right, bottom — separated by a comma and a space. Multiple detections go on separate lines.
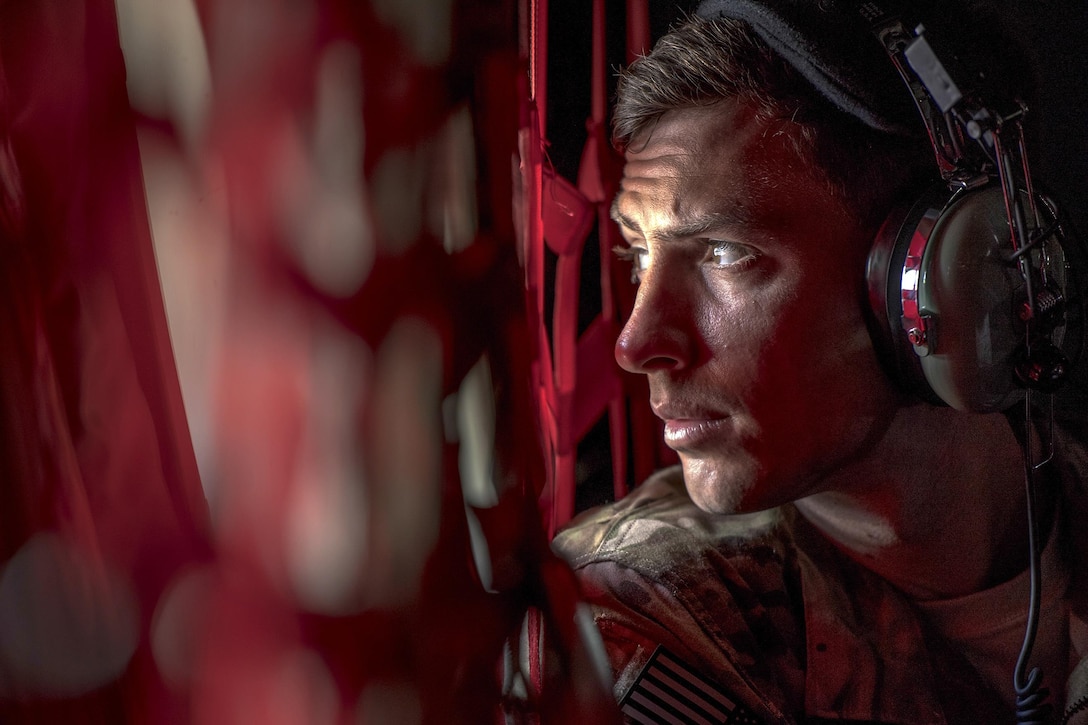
552, 468, 800, 722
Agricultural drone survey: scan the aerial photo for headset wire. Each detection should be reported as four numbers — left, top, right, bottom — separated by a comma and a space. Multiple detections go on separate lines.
1013, 387, 1055, 725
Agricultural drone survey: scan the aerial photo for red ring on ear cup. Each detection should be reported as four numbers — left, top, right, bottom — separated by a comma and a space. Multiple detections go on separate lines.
867, 181, 957, 407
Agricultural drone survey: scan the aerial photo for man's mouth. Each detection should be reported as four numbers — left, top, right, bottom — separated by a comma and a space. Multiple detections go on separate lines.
661, 417, 731, 449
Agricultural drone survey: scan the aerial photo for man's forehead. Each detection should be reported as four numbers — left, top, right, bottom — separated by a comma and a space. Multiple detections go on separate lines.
610, 165, 690, 234
625, 102, 767, 159
614, 99, 847, 233
613, 107, 774, 232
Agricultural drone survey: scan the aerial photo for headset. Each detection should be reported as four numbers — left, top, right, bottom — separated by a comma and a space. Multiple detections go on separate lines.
692, 1, 1085, 721
855, 10, 1083, 719
858, 2, 1083, 414
697, 0, 1084, 414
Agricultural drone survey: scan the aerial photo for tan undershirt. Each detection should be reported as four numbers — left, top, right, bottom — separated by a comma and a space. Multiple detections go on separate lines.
914, 512, 1070, 711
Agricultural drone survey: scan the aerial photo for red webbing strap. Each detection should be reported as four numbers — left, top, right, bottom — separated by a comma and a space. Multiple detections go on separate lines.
576, 0, 641, 505
590, 0, 608, 135
537, 0, 670, 527
529, 0, 668, 528
524, 0, 551, 709
524, 0, 554, 540
531, 0, 548, 139
585, 0, 631, 505
561, 0, 617, 526
522, 0, 612, 718
626, 0, 651, 62
528, 0, 621, 536
519, 0, 675, 720
526, 606, 544, 723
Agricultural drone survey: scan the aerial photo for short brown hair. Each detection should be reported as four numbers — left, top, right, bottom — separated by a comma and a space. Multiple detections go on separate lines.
613, 14, 932, 234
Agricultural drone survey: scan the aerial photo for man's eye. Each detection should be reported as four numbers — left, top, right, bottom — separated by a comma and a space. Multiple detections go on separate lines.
708, 240, 758, 269
613, 245, 649, 283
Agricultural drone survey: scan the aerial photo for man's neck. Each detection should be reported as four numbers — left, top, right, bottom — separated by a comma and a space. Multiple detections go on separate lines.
794, 404, 1032, 601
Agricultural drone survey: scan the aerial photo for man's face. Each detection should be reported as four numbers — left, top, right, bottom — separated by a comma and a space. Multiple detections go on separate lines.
613, 102, 902, 513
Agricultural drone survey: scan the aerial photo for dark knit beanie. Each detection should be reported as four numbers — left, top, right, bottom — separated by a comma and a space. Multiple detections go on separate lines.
695, 0, 1033, 137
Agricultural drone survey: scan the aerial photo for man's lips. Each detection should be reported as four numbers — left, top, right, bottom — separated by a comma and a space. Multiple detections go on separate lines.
661, 417, 731, 448
654, 401, 733, 449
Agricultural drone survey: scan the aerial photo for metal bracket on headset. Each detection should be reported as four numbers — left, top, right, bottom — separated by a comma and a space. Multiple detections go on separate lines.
859, 5, 1036, 234
858, 2, 966, 177
858, 4, 1029, 190
860, 1, 1069, 390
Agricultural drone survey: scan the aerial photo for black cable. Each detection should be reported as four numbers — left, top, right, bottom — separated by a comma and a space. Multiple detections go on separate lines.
1013, 390, 1054, 725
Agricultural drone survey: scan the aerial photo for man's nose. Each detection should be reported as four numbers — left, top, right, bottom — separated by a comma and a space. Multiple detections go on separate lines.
614, 270, 695, 374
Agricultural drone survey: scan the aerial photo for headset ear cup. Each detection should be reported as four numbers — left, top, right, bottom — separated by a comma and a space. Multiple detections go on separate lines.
915, 186, 1031, 412
866, 183, 1076, 412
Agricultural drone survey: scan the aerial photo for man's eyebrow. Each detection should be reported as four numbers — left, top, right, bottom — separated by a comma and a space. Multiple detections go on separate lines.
610, 199, 751, 241
610, 198, 636, 232
609, 201, 639, 232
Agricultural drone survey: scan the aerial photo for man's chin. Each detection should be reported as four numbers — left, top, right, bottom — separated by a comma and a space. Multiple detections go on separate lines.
680, 455, 763, 514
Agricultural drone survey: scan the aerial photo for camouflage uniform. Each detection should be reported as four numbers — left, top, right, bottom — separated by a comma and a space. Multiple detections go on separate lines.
554, 465, 1087, 724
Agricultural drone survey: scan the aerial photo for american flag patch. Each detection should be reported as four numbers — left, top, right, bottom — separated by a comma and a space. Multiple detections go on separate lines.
618, 646, 763, 725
